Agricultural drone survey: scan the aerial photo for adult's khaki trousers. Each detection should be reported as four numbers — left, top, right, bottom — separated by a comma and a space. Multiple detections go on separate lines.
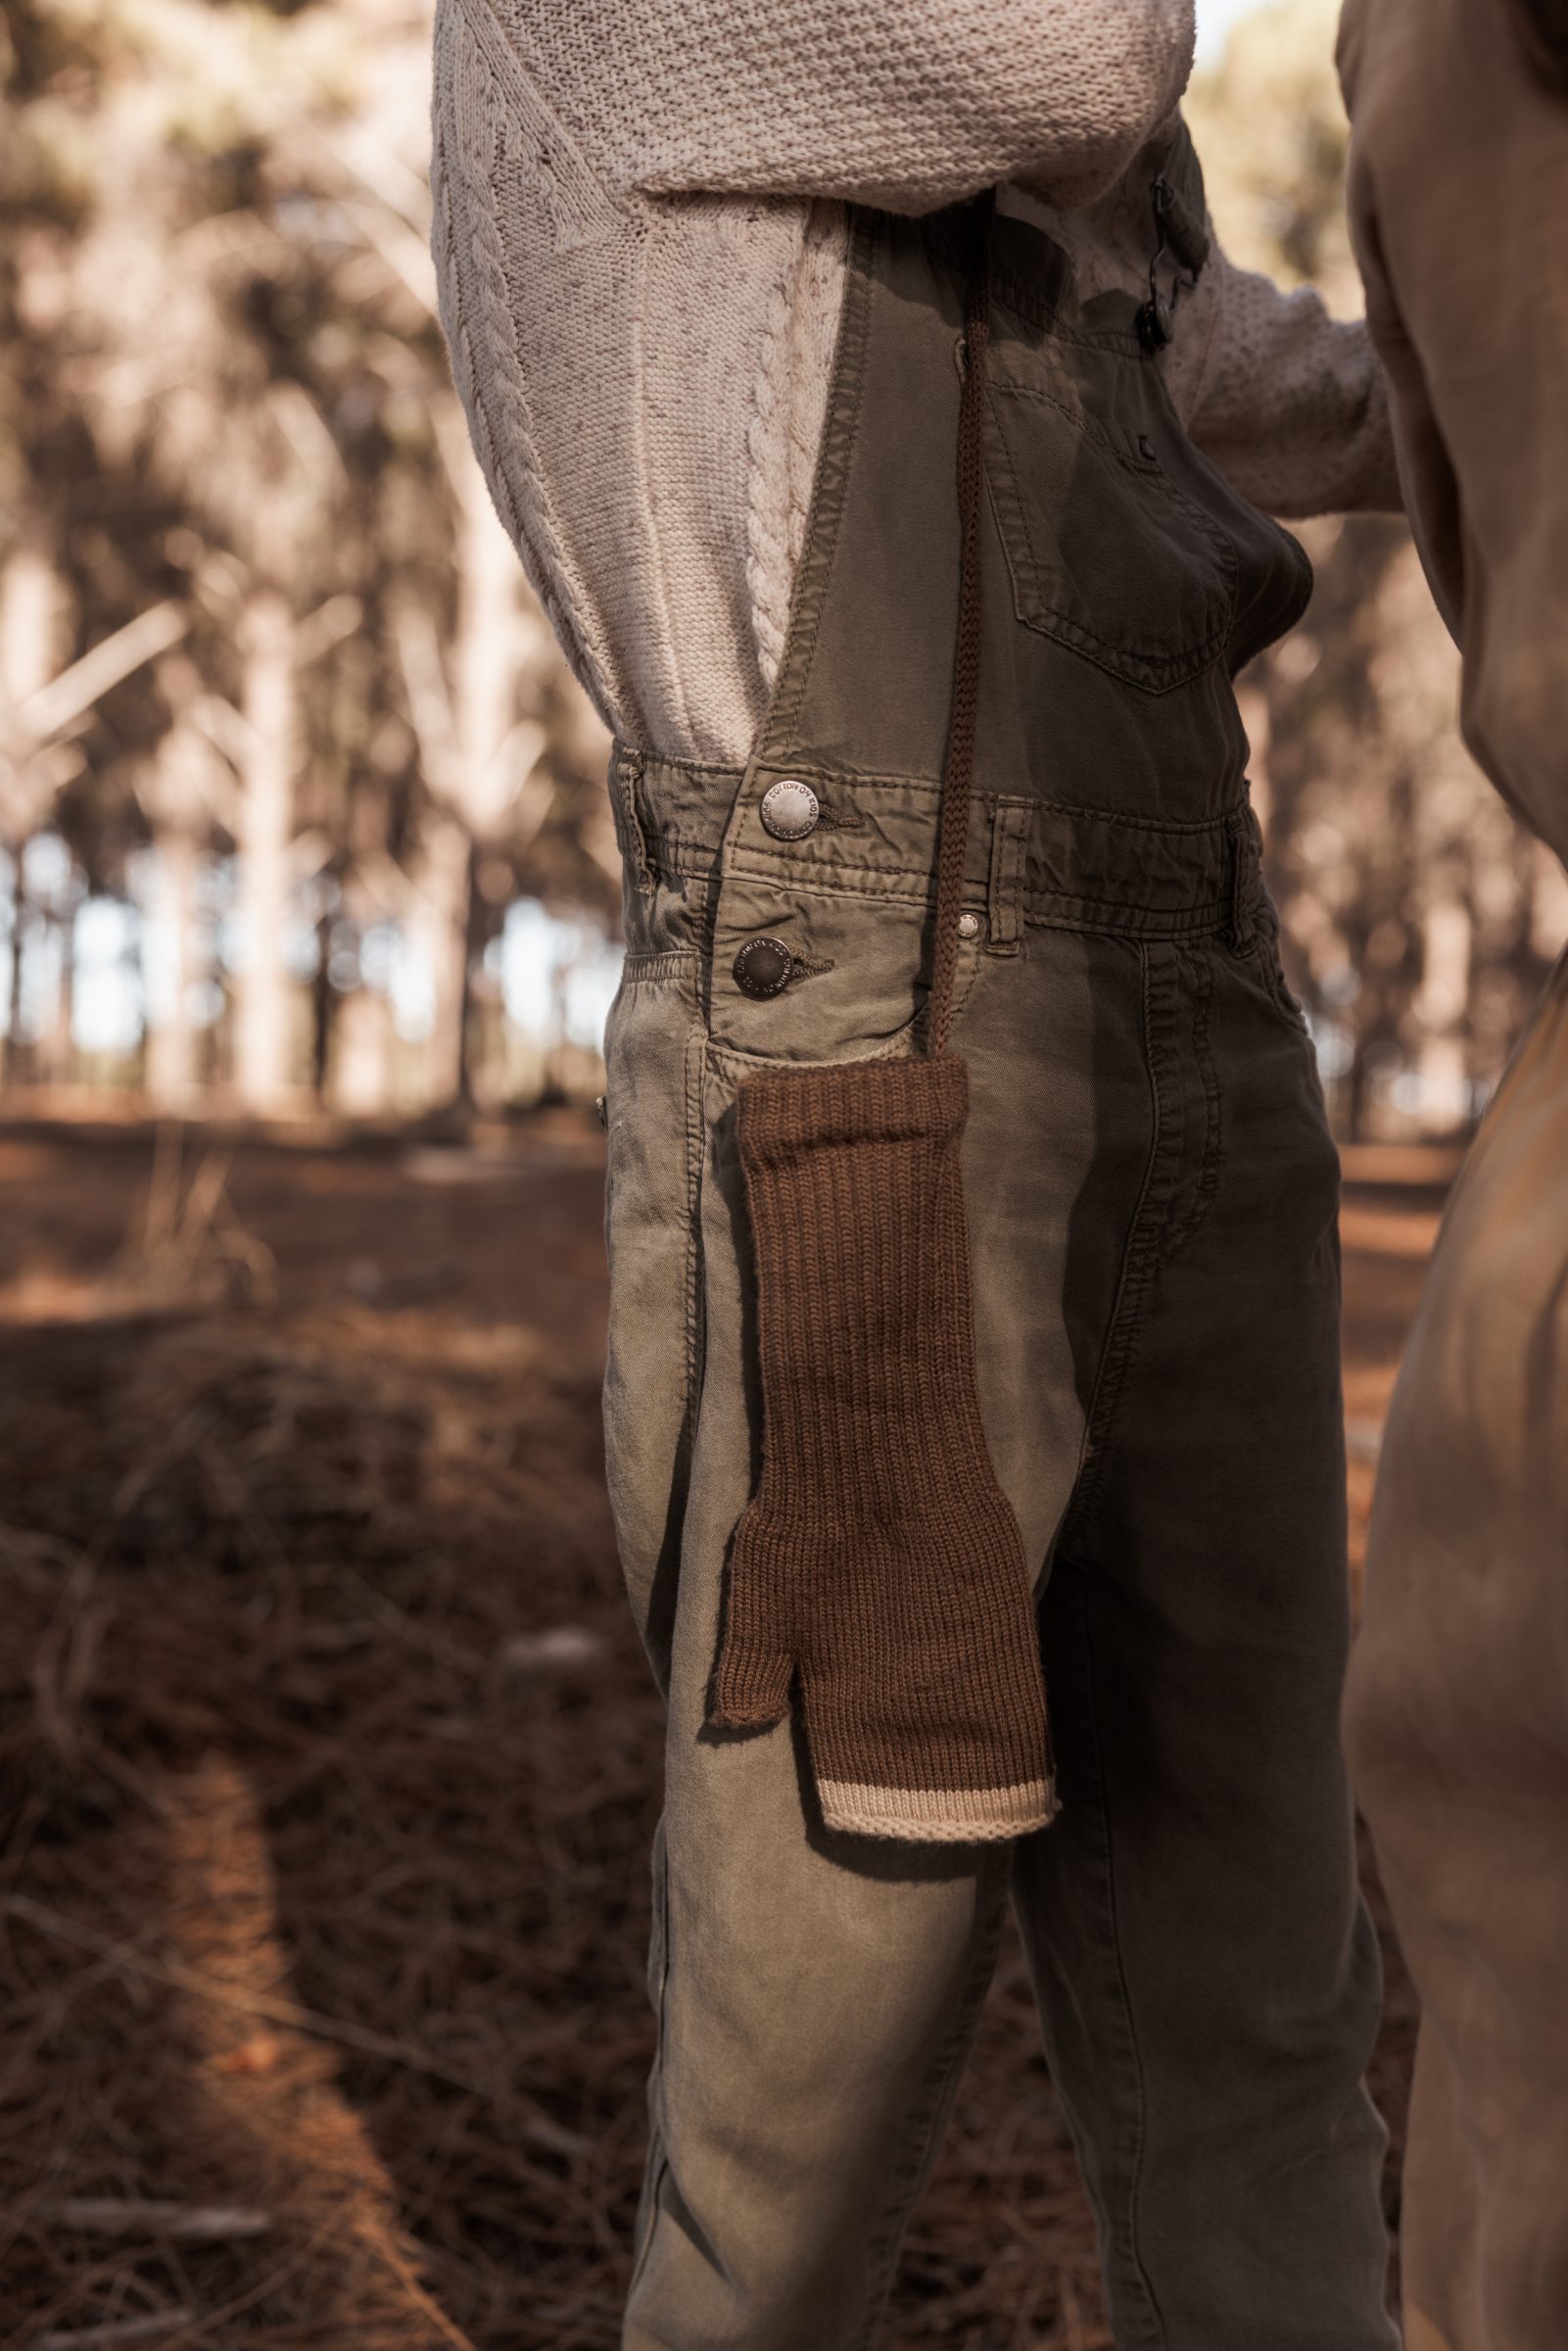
1341, 6, 1568, 2343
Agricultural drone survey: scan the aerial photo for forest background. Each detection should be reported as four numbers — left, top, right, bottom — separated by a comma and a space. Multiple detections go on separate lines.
4, 0, 1563, 1140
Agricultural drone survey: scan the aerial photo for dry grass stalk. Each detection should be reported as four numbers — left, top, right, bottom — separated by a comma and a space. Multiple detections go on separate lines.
38, 2312, 198, 2349
44, 2203, 272, 2243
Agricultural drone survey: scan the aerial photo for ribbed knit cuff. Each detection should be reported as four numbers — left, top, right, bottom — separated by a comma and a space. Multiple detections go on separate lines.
736, 1052, 969, 1163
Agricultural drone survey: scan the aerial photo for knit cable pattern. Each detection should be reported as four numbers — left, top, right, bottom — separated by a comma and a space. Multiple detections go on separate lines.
431, 0, 622, 722
431, 0, 1399, 762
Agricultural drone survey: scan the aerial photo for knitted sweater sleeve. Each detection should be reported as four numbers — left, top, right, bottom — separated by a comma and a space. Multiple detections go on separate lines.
1182, 242, 1402, 516
519, 0, 1196, 213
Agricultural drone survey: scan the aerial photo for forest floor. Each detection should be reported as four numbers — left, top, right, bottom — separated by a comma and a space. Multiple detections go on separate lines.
0, 1113, 1450, 2351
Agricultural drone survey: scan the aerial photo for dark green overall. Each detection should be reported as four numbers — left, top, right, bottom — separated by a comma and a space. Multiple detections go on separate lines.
601, 173, 1396, 2350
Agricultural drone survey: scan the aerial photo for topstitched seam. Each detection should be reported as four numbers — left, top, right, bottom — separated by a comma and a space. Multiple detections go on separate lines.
1161, 947, 1224, 1263
641, 841, 1242, 928
630, 767, 1260, 837
853, 1856, 1013, 2350
1074, 1576, 1170, 2350
757, 211, 878, 755
1057, 945, 1178, 1553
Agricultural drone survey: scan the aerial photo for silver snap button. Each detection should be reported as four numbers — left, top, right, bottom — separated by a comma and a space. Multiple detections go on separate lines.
957, 911, 981, 940
760, 779, 820, 841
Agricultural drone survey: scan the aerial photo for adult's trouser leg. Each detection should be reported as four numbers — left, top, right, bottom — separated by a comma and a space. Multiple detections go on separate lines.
1347, 966, 1568, 2351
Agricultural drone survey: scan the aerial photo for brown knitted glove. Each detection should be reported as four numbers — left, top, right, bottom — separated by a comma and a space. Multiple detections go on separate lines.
708, 1052, 1057, 1843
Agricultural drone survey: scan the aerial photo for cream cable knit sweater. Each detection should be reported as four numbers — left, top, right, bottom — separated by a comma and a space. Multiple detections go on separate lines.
430, 0, 1397, 766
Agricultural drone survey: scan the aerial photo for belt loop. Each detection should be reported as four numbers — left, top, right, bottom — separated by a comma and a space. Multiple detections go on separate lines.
1227, 804, 1259, 949
614, 744, 657, 897
986, 799, 1029, 954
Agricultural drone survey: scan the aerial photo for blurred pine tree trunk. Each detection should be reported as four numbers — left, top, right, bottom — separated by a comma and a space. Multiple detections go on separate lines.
331, 981, 394, 1117
1, 546, 63, 1085
39, 905, 76, 1086
1415, 893, 1474, 1133
409, 808, 471, 1111
144, 825, 201, 1110
403, 469, 524, 1113
233, 592, 297, 1114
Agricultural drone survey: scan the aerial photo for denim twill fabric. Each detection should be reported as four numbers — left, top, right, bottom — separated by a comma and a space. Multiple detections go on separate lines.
601, 178, 1396, 2350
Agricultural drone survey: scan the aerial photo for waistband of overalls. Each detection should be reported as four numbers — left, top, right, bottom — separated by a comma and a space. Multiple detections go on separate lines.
610, 745, 1267, 946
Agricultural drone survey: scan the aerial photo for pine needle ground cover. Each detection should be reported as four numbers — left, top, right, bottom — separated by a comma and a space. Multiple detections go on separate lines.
0, 1119, 1425, 2350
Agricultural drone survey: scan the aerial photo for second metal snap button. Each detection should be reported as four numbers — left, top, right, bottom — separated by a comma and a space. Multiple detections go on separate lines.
733, 936, 795, 999
760, 779, 820, 841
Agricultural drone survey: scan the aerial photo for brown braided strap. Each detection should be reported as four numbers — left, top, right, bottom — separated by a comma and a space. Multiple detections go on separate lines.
708, 198, 1057, 1843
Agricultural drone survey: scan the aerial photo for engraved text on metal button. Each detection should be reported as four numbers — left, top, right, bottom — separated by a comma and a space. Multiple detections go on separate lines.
760, 779, 820, 841
733, 936, 795, 999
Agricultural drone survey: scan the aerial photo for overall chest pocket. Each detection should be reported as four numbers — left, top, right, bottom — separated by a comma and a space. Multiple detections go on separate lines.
983, 360, 1239, 696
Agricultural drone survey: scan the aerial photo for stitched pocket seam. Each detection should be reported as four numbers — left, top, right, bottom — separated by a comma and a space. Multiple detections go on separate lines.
984, 380, 1238, 695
